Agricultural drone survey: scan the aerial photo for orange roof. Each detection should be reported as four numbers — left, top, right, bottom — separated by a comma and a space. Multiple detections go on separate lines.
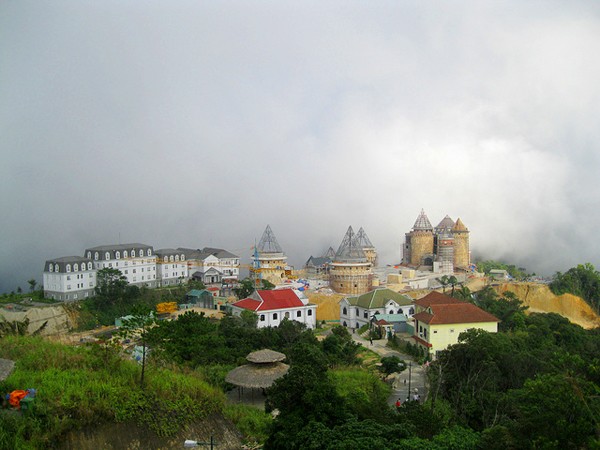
415, 291, 462, 308
413, 303, 499, 325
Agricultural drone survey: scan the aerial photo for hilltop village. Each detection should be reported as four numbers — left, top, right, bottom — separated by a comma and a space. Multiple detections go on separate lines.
3, 209, 600, 448
36, 209, 497, 358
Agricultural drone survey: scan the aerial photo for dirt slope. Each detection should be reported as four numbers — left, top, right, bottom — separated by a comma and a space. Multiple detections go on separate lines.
306, 291, 345, 321
492, 283, 600, 329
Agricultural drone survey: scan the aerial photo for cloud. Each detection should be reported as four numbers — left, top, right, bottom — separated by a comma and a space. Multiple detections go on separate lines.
1, 1, 600, 291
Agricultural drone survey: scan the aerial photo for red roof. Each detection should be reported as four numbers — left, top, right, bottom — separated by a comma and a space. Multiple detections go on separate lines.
413, 303, 499, 325
233, 298, 261, 311
414, 291, 463, 308
232, 289, 305, 312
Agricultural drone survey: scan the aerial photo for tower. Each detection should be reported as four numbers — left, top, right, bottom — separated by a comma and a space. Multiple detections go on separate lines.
251, 225, 287, 286
452, 218, 470, 270
404, 209, 435, 267
330, 226, 373, 295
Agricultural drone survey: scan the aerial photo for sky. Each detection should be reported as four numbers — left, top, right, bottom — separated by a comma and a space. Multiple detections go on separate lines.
1, 1, 600, 292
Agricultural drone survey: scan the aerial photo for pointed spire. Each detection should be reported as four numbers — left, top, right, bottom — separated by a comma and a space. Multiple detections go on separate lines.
452, 218, 468, 232
323, 247, 336, 258
413, 209, 433, 231
257, 225, 283, 253
356, 227, 374, 249
335, 226, 367, 262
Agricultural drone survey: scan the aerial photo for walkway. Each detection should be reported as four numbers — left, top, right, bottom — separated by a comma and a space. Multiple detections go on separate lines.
351, 333, 427, 406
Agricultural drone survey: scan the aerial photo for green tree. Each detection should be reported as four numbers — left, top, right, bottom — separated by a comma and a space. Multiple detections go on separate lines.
379, 356, 407, 375
472, 287, 528, 332
550, 263, 600, 313
27, 279, 37, 292
438, 275, 450, 293
233, 278, 255, 300
261, 279, 275, 290
95, 268, 128, 305
118, 305, 156, 389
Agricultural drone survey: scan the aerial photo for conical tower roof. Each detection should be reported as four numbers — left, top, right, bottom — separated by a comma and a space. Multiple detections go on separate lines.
413, 209, 433, 231
323, 247, 336, 258
334, 226, 367, 263
452, 218, 468, 232
435, 215, 455, 232
257, 225, 283, 253
356, 227, 375, 249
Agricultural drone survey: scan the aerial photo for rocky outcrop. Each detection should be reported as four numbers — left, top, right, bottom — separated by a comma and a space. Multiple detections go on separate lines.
0, 304, 72, 336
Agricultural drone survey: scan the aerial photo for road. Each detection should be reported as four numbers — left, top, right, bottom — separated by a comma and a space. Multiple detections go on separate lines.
351, 332, 427, 406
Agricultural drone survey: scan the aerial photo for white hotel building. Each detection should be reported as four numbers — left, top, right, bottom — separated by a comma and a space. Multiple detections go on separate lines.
43, 256, 96, 301
154, 248, 189, 286
84, 243, 157, 288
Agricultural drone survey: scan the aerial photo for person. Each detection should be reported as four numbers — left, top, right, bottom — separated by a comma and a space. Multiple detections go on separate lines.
395, 398, 402, 408
369, 336, 373, 345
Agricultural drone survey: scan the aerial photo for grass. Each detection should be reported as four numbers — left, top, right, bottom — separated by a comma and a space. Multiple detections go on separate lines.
0, 336, 225, 447
222, 403, 272, 444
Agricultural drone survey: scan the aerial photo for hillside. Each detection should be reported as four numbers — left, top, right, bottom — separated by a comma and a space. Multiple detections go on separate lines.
492, 282, 600, 329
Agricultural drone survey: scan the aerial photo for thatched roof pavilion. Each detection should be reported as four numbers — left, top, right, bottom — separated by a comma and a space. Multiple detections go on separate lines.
0, 358, 15, 382
226, 349, 289, 389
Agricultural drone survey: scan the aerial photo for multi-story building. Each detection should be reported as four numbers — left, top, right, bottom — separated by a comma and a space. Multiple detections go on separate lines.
178, 247, 240, 285
251, 226, 288, 286
412, 291, 499, 358
84, 243, 157, 288
155, 249, 189, 286
330, 226, 374, 295
339, 287, 414, 330
43, 256, 96, 301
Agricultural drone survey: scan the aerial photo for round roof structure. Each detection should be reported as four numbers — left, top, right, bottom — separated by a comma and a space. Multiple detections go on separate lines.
246, 349, 286, 364
225, 362, 289, 389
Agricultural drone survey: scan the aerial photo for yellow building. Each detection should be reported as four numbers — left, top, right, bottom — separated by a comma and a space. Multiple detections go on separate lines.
412, 291, 499, 358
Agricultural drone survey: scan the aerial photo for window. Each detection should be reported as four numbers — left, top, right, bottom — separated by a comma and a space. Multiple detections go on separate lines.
133, 269, 136, 273
181, 254, 185, 261
170, 256, 174, 262
67, 275, 71, 281
139, 250, 144, 257
124, 250, 128, 258
433, 330, 438, 334
87, 252, 91, 259
273, 313, 278, 320
105, 252, 110, 260
147, 249, 152, 256
296, 311, 302, 317
450, 329, 454, 333
308, 309, 312, 316
397, 309, 402, 314
94, 252, 99, 260
342, 307, 347, 315
66, 264, 71, 273
87, 262, 92, 270
409, 307, 414, 315
175, 255, 179, 262
363, 311, 368, 318
260, 315, 265, 321
116, 251, 120, 259
49, 264, 53, 272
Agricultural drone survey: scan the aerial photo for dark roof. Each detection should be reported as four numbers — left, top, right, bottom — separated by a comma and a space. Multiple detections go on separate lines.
225, 361, 289, 388
305, 256, 331, 267
45, 256, 93, 273
154, 248, 185, 256
85, 243, 152, 252
202, 247, 239, 259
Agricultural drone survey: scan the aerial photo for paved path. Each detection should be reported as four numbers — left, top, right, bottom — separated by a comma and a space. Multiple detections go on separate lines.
351, 333, 427, 406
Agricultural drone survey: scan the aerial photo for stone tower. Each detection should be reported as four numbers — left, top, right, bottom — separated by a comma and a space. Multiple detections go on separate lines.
404, 209, 435, 267
330, 226, 373, 295
451, 218, 470, 270
356, 227, 378, 267
251, 225, 287, 286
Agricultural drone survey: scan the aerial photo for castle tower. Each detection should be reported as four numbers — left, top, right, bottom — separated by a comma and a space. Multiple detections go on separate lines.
451, 218, 470, 270
251, 225, 287, 286
435, 215, 455, 273
330, 226, 373, 295
403, 209, 435, 267
356, 227, 378, 267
